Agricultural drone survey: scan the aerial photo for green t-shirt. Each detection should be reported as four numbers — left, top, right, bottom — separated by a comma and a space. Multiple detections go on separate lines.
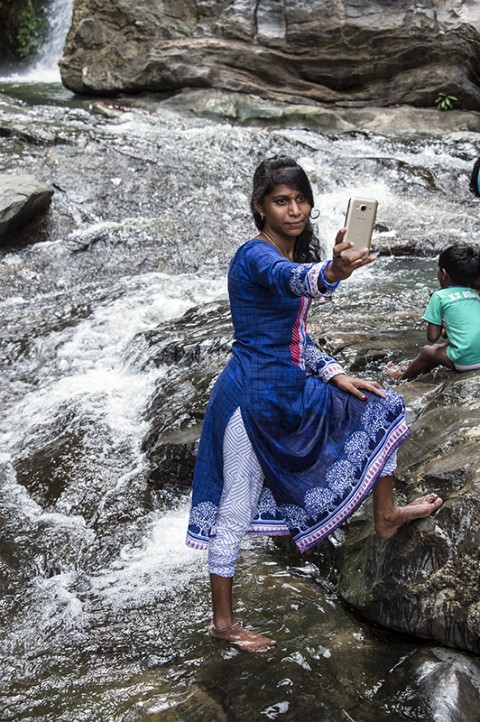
423, 286, 480, 365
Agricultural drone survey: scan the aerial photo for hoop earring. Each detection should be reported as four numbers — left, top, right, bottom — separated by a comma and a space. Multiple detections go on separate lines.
310, 208, 320, 221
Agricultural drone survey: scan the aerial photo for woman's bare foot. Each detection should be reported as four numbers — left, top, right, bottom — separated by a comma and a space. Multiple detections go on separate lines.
375, 493, 443, 540
386, 362, 407, 381
209, 621, 276, 653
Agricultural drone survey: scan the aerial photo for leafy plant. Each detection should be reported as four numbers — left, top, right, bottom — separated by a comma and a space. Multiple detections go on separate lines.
434, 92, 458, 111
17, 0, 47, 61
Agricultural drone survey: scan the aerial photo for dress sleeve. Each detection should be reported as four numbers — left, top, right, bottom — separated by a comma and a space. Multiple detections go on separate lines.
304, 333, 346, 381
243, 241, 337, 299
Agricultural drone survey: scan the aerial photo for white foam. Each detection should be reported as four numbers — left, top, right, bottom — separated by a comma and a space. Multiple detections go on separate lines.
90, 500, 204, 606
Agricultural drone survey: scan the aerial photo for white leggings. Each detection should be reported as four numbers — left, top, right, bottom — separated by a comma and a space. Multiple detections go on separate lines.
207, 407, 397, 578
208, 408, 264, 578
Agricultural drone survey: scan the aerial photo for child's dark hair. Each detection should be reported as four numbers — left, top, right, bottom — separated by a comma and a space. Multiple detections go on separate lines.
251, 155, 321, 263
439, 244, 480, 288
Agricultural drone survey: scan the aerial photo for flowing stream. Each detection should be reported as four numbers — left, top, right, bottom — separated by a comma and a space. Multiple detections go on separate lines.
1, 9, 480, 721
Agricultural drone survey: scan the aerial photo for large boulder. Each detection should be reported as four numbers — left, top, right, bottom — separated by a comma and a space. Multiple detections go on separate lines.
59, 0, 480, 109
336, 372, 480, 654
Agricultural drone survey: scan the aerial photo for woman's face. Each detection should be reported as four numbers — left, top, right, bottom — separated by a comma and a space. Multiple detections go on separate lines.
260, 184, 312, 240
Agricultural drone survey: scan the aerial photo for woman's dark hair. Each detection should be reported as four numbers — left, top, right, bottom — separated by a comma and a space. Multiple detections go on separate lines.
250, 156, 322, 262
438, 244, 480, 288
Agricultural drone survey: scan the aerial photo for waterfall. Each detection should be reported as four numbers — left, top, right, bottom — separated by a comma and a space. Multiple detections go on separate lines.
31, 0, 74, 79
8, 0, 74, 82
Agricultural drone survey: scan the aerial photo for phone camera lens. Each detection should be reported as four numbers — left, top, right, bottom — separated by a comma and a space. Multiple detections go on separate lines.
360, 204, 367, 211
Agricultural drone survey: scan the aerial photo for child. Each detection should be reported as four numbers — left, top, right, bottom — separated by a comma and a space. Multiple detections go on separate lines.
387, 244, 480, 381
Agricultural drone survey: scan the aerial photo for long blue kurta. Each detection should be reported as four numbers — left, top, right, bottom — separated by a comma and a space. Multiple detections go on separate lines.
186, 239, 409, 552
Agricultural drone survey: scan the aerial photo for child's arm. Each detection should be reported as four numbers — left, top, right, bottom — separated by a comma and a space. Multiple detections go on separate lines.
426, 322, 443, 343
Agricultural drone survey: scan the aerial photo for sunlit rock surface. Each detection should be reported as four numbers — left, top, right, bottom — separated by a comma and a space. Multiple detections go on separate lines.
60, 0, 480, 109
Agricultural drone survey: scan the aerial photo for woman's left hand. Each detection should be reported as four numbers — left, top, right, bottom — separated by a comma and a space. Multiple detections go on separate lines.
324, 228, 376, 283
330, 373, 386, 401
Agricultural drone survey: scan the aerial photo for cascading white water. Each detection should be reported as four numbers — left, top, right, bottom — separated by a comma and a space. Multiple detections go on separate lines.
3, 0, 74, 82
30, 0, 74, 80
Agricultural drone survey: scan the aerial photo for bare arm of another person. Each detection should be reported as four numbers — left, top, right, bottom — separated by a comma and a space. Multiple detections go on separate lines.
426, 322, 443, 343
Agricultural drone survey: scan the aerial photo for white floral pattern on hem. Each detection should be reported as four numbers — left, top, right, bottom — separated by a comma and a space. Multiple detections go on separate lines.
186, 393, 406, 554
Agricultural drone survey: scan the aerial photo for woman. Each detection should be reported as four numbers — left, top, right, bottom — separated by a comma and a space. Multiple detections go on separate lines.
186, 156, 443, 653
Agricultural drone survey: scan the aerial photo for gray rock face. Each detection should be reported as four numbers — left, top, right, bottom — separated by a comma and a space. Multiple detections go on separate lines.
60, 0, 480, 109
0, 174, 54, 243
332, 371, 480, 654
140, 301, 232, 490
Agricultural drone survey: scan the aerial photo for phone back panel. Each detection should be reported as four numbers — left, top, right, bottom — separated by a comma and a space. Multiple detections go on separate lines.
343, 197, 378, 254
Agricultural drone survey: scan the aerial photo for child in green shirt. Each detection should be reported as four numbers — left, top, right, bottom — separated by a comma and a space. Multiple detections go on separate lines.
387, 244, 480, 380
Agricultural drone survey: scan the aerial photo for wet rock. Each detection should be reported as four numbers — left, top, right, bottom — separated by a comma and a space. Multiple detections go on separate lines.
139, 301, 232, 489
370, 646, 480, 720
159, 88, 480, 137
336, 372, 480, 654
0, 174, 54, 243
60, 1, 480, 111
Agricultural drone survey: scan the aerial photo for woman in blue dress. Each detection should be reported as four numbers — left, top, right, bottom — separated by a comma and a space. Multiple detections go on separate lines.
186, 156, 443, 652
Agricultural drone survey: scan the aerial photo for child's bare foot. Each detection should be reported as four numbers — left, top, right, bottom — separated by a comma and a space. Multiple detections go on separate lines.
375, 493, 443, 540
386, 362, 407, 381
209, 621, 276, 653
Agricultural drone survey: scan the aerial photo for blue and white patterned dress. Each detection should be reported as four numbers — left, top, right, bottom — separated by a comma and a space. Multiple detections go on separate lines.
186, 239, 409, 553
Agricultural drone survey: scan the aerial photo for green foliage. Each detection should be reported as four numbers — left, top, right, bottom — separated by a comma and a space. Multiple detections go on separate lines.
17, 0, 47, 61
434, 92, 458, 111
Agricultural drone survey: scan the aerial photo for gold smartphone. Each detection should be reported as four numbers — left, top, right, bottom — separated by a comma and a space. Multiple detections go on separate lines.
342, 197, 378, 257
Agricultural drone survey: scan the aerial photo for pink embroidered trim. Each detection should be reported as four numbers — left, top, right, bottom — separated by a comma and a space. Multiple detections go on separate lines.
185, 536, 208, 551
289, 296, 310, 369
320, 362, 346, 382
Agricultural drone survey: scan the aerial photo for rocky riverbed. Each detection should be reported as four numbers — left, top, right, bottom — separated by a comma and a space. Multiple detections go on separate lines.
1, 83, 480, 720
